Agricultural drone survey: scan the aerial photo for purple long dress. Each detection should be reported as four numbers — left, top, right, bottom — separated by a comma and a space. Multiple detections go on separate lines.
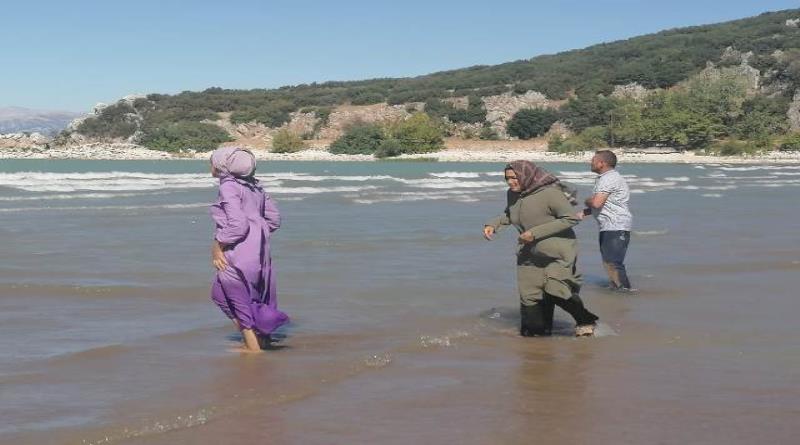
210, 176, 288, 334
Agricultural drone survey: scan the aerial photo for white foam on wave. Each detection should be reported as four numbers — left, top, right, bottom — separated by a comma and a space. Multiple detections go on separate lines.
743, 179, 800, 188
630, 180, 677, 188
634, 229, 669, 237
393, 178, 504, 189
558, 171, 596, 178
710, 175, 778, 180
269, 185, 380, 195
264, 173, 394, 182
718, 165, 800, 172
556, 171, 598, 185
0, 202, 208, 213
748, 178, 800, 184
352, 192, 481, 204
0, 172, 216, 192
0, 191, 168, 201
664, 176, 690, 182
428, 172, 482, 178
703, 185, 737, 191
419, 330, 470, 348
694, 165, 706, 169
0, 170, 398, 193
701, 193, 723, 198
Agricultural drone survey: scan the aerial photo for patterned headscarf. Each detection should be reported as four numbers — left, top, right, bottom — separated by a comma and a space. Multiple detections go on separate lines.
210, 147, 256, 178
505, 160, 559, 196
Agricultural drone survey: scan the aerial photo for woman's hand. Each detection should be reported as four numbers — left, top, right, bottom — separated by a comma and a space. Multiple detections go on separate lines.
518, 231, 535, 244
211, 240, 228, 271
483, 225, 495, 240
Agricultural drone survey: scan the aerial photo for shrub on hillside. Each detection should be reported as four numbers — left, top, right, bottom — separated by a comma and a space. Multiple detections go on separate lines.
350, 91, 385, 105
77, 103, 138, 139
479, 125, 500, 140
374, 139, 405, 158
271, 129, 304, 153
708, 139, 758, 156
230, 99, 296, 127
779, 133, 800, 151
425, 97, 486, 124
329, 123, 385, 154
507, 108, 558, 140
140, 122, 233, 152
548, 126, 608, 153
388, 113, 445, 154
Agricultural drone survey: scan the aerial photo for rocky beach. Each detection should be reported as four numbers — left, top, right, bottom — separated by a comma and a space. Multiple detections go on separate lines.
2, 136, 800, 164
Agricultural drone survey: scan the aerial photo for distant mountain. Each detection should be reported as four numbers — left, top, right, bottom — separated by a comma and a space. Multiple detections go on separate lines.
0, 107, 84, 135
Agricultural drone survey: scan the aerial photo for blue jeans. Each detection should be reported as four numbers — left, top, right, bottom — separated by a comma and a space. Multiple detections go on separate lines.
599, 230, 631, 289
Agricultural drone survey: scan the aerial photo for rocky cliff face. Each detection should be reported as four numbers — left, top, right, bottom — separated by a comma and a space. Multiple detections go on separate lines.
483, 91, 553, 138
206, 91, 561, 148
0, 132, 50, 149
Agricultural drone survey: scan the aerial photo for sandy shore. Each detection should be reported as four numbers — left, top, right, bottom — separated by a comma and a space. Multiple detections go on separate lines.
2, 143, 800, 164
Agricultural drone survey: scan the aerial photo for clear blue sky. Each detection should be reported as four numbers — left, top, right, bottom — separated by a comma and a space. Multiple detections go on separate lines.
3, 0, 799, 112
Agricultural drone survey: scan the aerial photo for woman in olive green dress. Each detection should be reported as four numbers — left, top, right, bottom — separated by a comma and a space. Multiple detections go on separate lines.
483, 160, 598, 337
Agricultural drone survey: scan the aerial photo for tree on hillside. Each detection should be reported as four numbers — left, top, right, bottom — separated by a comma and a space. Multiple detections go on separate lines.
140, 122, 233, 152
507, 108, 558, 139
388, 113, 445, 154
329, 122, 386, 155
271, 129, 304, 153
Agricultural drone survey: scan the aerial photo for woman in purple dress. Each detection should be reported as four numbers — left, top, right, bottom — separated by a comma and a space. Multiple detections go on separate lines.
209, 147, 288, 353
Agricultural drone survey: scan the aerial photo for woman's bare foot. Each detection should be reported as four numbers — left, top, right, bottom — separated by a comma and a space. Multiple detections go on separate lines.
228, 346, 263, 354
241, 328, 262, 352
575, 324, 596, 337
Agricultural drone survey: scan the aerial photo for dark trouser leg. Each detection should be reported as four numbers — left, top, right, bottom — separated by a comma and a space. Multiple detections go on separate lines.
599, 230, 632, 289
520, 301, 554, 337
551, 294, 599, 326
541, 297, 554, 333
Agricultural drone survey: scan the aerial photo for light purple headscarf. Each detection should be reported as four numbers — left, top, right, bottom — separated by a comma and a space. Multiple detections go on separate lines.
210, 147, 256, 178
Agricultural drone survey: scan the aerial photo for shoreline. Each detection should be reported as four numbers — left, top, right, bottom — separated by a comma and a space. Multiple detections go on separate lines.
2, 144, 800, 164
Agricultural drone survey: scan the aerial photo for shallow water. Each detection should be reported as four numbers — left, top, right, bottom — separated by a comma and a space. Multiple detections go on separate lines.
1, 160, 798, 444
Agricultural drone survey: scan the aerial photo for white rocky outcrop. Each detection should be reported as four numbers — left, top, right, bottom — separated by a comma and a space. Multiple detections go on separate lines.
483, 91, 552, 138
0, 142, 172, 160
317, 103, 411, 140
611, 83, 652, 101
0, 132, 50, 149
787, 90, 800, 131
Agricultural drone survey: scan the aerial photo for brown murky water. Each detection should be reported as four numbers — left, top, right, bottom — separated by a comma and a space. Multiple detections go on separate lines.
1, 161, 798, 444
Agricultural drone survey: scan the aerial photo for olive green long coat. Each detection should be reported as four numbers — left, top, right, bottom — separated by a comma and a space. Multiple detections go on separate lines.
486, 186, 582, 305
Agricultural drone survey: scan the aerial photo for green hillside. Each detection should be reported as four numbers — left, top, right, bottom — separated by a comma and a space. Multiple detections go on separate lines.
72, 8, 800, 154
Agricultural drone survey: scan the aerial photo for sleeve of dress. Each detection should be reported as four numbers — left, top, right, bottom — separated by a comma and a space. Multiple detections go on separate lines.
263, 193, 281, 232
485, 210, 511, 231
527, 188, 579, 239
215, 181, 250, 246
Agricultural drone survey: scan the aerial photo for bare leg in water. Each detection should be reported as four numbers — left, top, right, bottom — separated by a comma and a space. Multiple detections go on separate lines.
230, 319, 263, 353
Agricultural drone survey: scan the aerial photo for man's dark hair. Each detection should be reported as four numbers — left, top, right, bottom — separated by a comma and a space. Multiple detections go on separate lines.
595, 150, 617, 168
